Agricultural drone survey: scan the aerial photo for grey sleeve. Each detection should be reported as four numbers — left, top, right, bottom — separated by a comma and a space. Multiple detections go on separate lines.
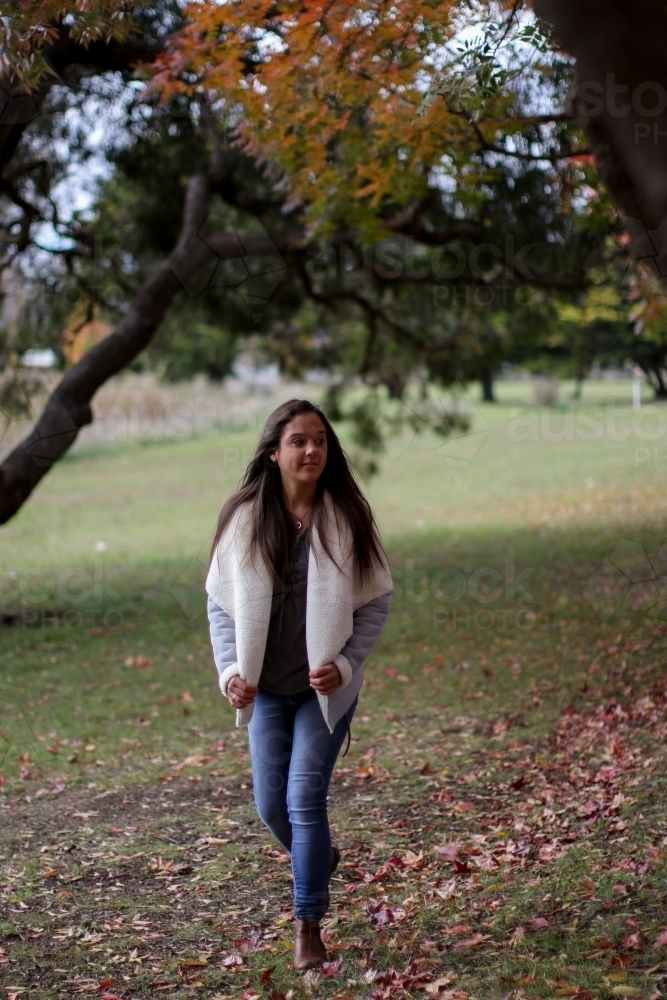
337, 592, 391, 677
207, 595, 238, 686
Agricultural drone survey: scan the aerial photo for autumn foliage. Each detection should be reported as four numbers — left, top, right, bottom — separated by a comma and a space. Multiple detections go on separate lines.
0, 1, 137, 90
151, 0, 537, 235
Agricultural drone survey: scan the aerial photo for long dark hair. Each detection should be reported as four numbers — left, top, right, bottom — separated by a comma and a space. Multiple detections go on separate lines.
209, 398, 386, 585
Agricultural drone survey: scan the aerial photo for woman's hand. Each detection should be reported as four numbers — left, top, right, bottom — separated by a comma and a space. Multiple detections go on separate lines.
227, 675, 258, 709
309, 662, 342, 695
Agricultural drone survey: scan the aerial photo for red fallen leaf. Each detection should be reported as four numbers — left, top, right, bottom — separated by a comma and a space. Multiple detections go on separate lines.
320, 958, 345, 977
236, 938, 258, 953
370, 855, 406, 881
384, 667, 397, 677
453, 933, 488, 949
526, 917, 550, 930
622, 933, 643, 950
613, 883, 631, 895
420, 762, 435, 774
654, 932, 667, 949
98, 981, 113, 991
444, 924, 473, 936
100, 995, 122, 1000
260, 968, 274, 984
453, 859, 471, 873
510, 775, 528, 790
268, 990, 287, 1000
374, 907, 395, 926
611, 954, 633, 967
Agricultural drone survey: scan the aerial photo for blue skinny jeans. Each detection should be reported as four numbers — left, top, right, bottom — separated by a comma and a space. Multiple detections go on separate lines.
247, 687, 357, 921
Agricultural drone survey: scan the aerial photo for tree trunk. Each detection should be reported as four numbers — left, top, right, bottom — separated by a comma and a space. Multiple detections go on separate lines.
0, 173, 211, 524
652, 369, 667, 399
481, 369, 495, 403
532, 0, 667, 280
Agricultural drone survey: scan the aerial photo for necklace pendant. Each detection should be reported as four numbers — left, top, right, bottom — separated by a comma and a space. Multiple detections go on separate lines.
295, 520, 302, 529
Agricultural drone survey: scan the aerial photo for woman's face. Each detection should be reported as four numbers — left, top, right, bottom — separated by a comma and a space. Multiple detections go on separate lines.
270, 412, 328, 485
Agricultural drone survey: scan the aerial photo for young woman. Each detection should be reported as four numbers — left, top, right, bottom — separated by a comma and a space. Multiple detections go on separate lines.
206, 398, 392, 970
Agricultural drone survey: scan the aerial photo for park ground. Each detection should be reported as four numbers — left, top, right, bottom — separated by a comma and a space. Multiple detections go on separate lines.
2, 379, 667, 1000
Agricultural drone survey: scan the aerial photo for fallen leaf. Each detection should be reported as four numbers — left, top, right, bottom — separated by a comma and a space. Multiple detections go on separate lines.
320, 958, 345, 977
437, 843, 459, 861
425, 973, 458, 993
403, 850, 425, 869
526, 917, 550, 930
453, 934, 489, 949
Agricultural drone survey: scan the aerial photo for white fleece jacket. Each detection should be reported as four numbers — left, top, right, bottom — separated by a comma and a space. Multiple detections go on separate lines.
205, 490, 394, 732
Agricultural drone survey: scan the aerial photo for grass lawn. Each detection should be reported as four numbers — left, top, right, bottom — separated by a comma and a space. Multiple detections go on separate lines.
1, 379, 667, 999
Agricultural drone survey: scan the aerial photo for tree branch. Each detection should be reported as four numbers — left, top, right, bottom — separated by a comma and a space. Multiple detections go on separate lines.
0, 171, 211, 524
0, 28, 166, 172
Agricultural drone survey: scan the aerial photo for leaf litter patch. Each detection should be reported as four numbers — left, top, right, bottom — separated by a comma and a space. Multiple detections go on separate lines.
2, 682, 667, 997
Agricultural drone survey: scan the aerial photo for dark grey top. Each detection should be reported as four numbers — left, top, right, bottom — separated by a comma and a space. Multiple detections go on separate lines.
259, 525, 311, 695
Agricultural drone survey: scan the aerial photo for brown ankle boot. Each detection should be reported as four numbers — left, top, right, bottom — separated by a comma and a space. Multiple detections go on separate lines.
293, 918, 328, 970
